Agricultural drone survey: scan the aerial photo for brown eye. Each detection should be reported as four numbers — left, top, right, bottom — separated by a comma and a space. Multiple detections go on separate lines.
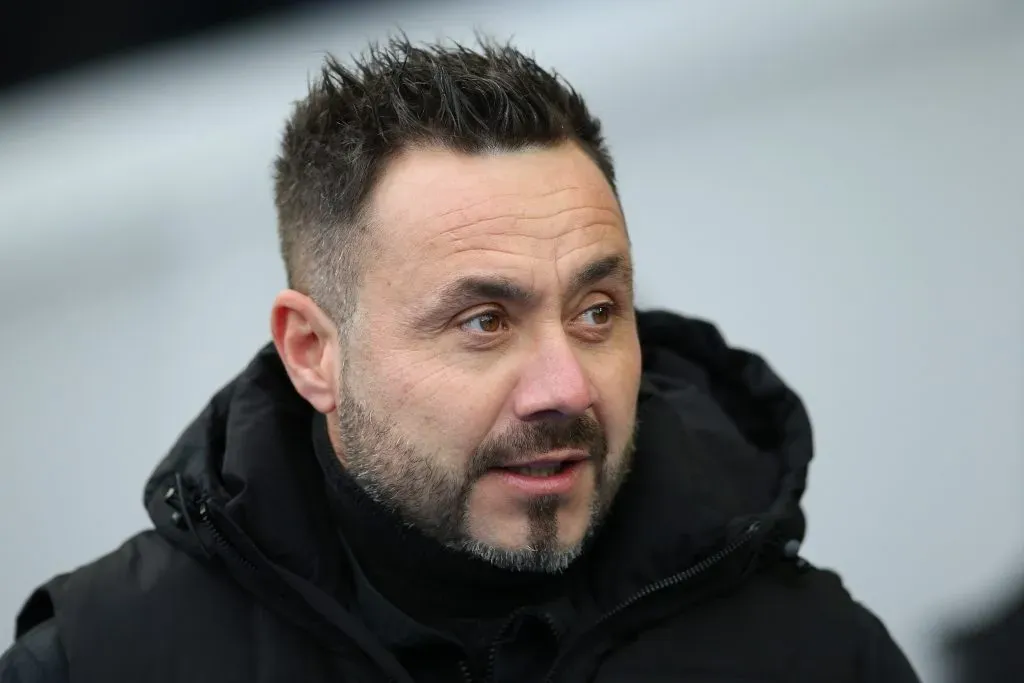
463, 312, 504, 333
580, 304, 612, 326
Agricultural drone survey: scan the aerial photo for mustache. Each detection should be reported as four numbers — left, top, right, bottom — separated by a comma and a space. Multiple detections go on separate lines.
470, 415, 607, 475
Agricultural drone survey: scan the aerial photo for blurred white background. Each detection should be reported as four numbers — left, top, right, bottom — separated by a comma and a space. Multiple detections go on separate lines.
1, 1, 1022, 680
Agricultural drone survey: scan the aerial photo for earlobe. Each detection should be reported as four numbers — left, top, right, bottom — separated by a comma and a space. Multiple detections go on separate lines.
270, 290, 339, 414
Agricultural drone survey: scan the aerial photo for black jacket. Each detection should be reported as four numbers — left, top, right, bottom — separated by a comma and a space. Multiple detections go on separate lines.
1, 310, 921, 682
945, 581, 1024, 682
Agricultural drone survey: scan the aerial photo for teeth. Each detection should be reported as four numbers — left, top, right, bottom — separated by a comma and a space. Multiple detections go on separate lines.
510, 464, 562, 477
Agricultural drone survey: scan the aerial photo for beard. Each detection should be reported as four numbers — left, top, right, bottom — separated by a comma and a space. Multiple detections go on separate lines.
335, 383, 635, 573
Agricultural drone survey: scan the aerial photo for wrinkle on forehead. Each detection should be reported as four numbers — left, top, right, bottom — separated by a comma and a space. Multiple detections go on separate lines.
431, 186, 590, 221
360, 146, 630, 322
426, 210, 623, 260
368, 145, 623, 246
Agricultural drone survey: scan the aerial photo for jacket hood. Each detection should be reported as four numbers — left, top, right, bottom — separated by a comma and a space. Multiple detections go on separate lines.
587, 311, 812, 602
144, 309, 814, 609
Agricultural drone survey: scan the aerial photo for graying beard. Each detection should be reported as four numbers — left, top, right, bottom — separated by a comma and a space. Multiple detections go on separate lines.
336, 369, 638, 573
451, 496, 604, 573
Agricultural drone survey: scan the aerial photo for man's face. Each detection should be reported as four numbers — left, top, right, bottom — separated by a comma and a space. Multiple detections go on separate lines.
335, 144, 641, 572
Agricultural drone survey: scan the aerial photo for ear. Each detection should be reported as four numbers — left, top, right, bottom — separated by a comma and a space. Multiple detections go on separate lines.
270, 289, 340, 414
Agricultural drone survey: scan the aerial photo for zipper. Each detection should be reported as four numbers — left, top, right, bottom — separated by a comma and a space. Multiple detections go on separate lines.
541, 520, 763, 683
191, 491, 763, 683
197, 500, 260, 572
191, 496, 412, 683
482, 607, 528, 683
481, 606, 561, 683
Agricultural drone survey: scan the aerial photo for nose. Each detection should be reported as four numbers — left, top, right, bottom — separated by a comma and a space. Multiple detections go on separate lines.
512, 331, 594, 421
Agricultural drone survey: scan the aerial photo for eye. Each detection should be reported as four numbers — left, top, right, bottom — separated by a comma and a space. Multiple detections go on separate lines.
579, 303, 614, 326
462, 311, 506, 334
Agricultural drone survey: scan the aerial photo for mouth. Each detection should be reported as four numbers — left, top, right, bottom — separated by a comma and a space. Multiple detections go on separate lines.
486, 451, 592, 495
501, 458, 584, 478
498, 450, 590, 475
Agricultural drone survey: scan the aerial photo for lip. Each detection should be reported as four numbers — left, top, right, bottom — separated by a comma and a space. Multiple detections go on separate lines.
501, 449, 591, 469
488, 454, 591, 497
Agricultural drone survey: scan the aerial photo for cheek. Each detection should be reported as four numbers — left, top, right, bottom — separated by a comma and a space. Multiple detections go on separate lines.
587, 344, 642, 438
370, 349, 516, 455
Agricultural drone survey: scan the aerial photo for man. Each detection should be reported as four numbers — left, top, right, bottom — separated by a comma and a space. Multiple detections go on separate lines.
1, 36, 921, 682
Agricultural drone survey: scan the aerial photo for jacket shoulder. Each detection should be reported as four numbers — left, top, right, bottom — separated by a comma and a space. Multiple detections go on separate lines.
606, 561, 920, 683
19, 530, 234, 634
0, 620, 69, 683
729, 563, 921, 682
12, 530, 260, 682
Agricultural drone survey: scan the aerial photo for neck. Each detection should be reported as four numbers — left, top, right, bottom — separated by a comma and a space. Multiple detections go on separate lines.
312, 414, 579, 623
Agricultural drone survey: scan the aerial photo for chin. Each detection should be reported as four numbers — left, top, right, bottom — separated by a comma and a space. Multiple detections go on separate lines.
557, 508, 595, 541
458, 533, 587, 573
470, 510, 590, 550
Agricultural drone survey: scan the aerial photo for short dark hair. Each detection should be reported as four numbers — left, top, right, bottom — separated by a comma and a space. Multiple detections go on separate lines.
273, 34, 616, 324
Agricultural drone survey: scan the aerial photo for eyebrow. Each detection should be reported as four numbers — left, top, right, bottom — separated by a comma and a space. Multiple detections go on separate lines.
435, 276, 537, 313
413, 253, 632, 329
569, 254, 632, 295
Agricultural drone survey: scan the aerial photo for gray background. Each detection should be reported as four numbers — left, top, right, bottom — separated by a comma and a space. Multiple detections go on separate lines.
2, 1, 1022, 680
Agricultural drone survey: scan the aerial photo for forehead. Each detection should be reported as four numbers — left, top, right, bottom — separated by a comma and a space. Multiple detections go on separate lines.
366, 144, 627, 271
